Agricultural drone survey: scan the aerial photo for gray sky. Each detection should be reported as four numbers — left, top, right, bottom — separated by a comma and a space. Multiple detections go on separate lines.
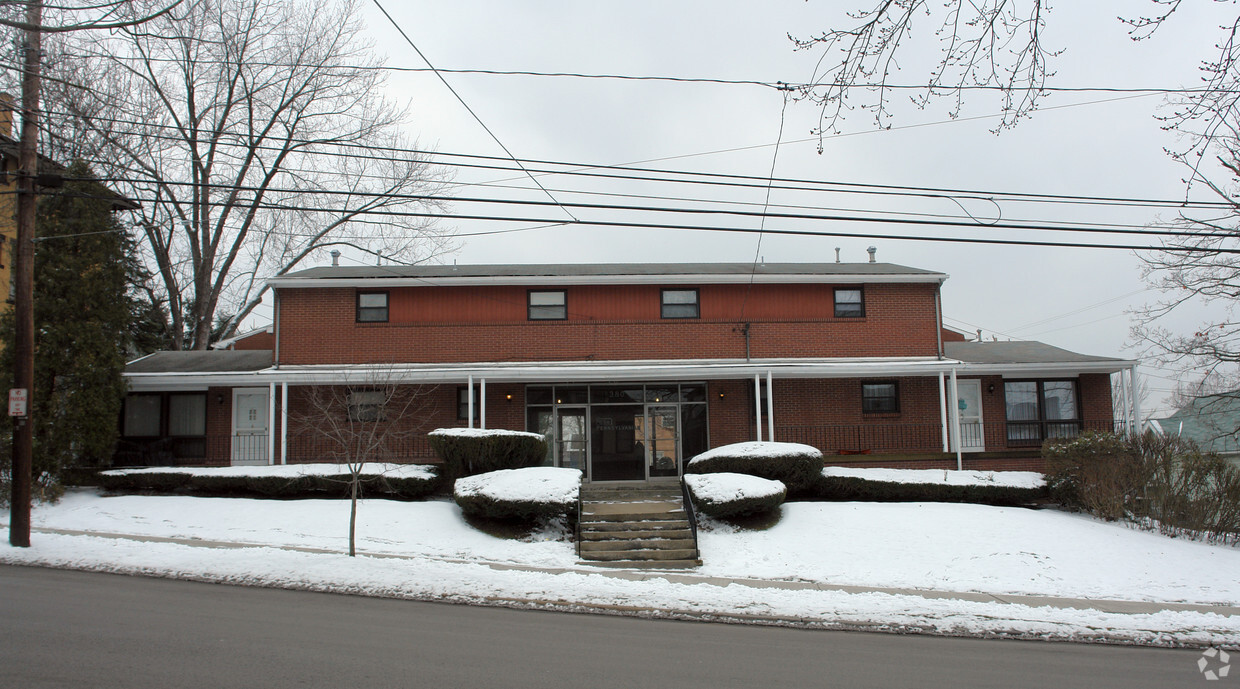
350, 1, 1234, 415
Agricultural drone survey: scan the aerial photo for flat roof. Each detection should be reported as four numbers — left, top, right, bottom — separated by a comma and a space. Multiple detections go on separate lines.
267, 262, 948, 288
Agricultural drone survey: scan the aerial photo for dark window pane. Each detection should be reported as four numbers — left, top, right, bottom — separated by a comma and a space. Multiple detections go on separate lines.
526, 387, 554, 405
348, 390, 386, 422
645, 386, 675, 403
1005, 382, 1039, 421
1042, 381, 1078, 420
679, 384, 707, 402
661, 289, 699, 318
553, 387, 588, 405
862, 382, 898, 413
123, 395, 161, 437
834, 289, 864, 317
457, 386, 481, 421
357, 292, 388, 322
591, 385, 644, 404
528, 291, 566, 320
168, 394, 206, 436
681, 403, 709, 461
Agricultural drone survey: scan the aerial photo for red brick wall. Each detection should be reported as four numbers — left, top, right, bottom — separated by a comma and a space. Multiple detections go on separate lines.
276, 282, 942, 365
231, 330, 274, 351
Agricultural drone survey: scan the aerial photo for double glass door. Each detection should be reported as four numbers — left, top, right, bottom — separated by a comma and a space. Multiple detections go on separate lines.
539, 405, 683, 481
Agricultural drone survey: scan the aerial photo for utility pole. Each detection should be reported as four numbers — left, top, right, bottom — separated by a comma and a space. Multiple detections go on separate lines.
9, 0, 42, 548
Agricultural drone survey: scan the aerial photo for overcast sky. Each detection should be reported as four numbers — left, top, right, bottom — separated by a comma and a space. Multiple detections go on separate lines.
346, 1, 1234, 415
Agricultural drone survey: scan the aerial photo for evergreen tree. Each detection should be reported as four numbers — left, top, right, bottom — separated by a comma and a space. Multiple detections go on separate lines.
2, 161, 137, 493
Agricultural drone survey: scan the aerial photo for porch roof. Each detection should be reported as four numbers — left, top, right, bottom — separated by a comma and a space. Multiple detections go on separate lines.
944, 341, 1132, 376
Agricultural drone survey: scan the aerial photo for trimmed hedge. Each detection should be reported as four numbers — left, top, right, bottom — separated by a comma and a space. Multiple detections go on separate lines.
428, 429, 548, 480
96, 468, 439, 500
685, 473, 786, 518
686, 442, 824, 495
812, 474, 1046, 506
453, 468, 580, 521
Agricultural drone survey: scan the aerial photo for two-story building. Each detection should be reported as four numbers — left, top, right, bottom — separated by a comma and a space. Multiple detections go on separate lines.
119, 260, 1139, 478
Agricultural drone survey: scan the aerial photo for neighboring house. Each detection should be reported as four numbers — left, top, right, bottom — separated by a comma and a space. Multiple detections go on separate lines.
1148, 393, 1240, 463
118, 261, 1138, 478
0, 92, 139, 305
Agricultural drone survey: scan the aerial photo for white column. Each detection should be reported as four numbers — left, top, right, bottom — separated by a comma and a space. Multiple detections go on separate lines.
765, 370, 775, 442
949, 368, 962, 471
280, 382, 288, 465
267, 382, 276, 466
1119, 370, 1131, 435
754, 374, 763, 442
480, 378, 487, 430
1131, 364, 1142, 436
939, 372, 949, 453
467, 374, 474, 429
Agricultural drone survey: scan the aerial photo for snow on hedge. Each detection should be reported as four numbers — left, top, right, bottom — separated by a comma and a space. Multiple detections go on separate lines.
685, 473, 786, 503
454, 467, 581, 505
101, 463, 437, 480
688, 441, 821, 465
822, 466, 1044, 489
429, 427, 545, 441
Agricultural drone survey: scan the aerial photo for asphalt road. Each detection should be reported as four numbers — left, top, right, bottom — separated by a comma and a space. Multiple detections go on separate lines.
0, 565, 1214, 688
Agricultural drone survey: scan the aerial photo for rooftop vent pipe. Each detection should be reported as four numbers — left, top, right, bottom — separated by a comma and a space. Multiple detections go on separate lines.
330, 250, 340, 266
867, 246, 877, 263
834, 247, 841, 263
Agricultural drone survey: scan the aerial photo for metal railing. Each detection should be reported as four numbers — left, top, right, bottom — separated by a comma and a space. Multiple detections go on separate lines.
679, 476, 700, 560
775, 419, 1128, 455
113, 433, 437, 467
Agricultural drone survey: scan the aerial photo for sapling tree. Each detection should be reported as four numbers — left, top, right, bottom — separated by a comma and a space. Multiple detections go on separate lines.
288, 373, 436, 556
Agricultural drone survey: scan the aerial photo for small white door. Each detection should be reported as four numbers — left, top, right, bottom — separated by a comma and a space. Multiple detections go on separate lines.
232, 388, 270, 465
957, 380, 985, 452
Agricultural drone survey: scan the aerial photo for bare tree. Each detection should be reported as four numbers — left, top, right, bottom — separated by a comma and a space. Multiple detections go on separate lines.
38, 0, 453, 350
288, 373, 437, 557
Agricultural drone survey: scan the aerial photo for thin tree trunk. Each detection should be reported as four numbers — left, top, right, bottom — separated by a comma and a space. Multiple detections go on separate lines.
349, 476, 358, 557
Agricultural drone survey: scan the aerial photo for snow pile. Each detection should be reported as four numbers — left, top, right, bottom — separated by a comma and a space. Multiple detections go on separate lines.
454, 467, 581, 505
429, 427, 545, 441
102, 463, 437, 480
822, 466, 1044, 489
689, 441, 820, 465
685, 473, 785, 502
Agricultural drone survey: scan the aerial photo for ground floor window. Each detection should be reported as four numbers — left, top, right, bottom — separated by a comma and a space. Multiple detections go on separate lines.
526, 382, 708, 481
1004, 379, 1080, 444
119, 392, 209, 463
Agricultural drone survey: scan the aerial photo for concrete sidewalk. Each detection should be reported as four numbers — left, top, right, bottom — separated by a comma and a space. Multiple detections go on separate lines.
31, 526, 1240, 618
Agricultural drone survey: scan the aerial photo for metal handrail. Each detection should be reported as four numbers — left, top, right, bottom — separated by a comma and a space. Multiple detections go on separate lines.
679, 475, 700, 560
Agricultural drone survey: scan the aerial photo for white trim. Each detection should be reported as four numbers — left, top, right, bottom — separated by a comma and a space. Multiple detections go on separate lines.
754, 374, 763, 442
266, 272, 950, 289
230, 387, 271, 466
280, 382, 288, 465
938, 372, 949, 453
765, 370, 774, 442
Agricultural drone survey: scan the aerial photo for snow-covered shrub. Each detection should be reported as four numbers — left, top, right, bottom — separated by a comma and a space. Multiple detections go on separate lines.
454, 467, 581, 521
97, 464, 439, 500
685, 472, 785, 518
428, 428, 548, 479
813, 467, 1046, 506
686, 441, 823, 495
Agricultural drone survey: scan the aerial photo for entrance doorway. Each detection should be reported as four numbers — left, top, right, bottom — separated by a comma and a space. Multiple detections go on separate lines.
956, 379, 985, 452
526, 383, 708, 482
231, 388, 269, 465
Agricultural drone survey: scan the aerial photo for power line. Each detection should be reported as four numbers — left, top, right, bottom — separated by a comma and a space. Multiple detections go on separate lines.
35, 105, 1234, 211
370, 0, 578, 224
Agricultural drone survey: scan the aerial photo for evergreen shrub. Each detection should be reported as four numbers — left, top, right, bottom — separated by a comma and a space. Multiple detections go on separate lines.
428, 429, 547, 479
685, 441, 823, 495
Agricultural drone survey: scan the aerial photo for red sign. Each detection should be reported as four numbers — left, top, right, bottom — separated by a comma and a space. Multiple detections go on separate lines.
9, 388, 28, 417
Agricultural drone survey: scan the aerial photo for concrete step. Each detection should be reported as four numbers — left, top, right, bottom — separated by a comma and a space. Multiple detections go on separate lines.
579, 538, 697, 552
579, 519, 689, 532
580, 528, 692, 541
581, 502, 686, 522
581, 548, 701, 562
584, 559, 703, 569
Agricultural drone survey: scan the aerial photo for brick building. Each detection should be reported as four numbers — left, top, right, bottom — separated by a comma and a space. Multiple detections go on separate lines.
119, 261, 1139, 478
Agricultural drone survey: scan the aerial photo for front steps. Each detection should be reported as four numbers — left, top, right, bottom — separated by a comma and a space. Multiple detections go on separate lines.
577, 484, 701, 568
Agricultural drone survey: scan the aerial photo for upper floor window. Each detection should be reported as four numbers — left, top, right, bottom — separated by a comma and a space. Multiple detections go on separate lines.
356, 292, 389, 323
862, 382, 899, 413
528, 290, 567, 320
834, 288, 864, 318
661, 289, 699, 319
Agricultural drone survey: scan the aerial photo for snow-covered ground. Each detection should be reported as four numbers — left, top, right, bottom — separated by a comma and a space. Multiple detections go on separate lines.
3, 489, 1239, 646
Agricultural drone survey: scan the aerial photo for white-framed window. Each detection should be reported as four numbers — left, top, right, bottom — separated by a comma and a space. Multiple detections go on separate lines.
528, 290, 567, 320
661, 289, 700, 319
834, 288, 864, 318
356, 292, 389, 322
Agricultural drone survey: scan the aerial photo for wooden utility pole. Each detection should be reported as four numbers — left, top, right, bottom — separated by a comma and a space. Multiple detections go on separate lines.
9, 0, 42, 548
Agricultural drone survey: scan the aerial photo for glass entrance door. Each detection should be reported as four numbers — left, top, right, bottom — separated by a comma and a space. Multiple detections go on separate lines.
557, 408, 587, 473
589, 405, 645, 481
646, 405, 680, 479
